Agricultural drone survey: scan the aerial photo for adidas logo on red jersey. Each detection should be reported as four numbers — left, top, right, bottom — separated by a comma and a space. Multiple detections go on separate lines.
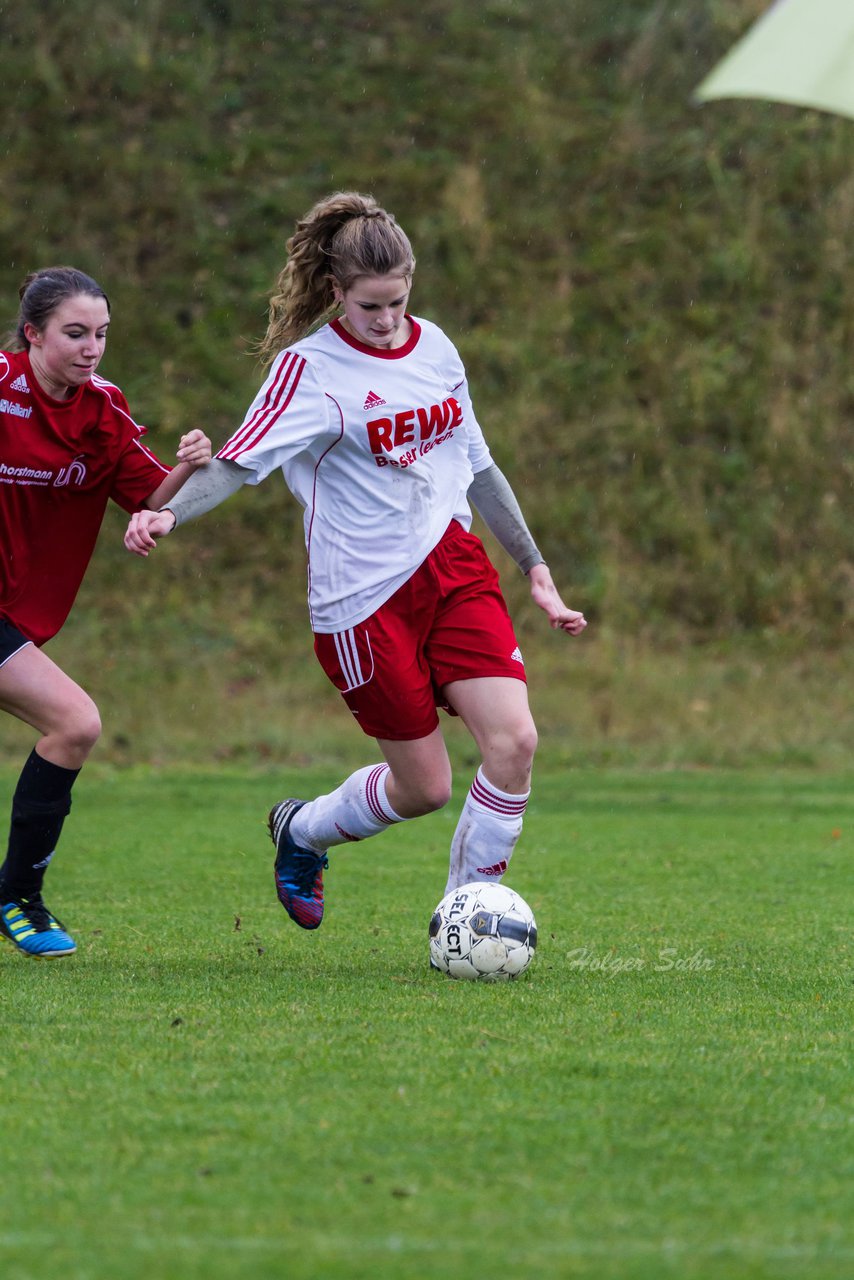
9, 374, 29, 394
363, 390, 386, 410
510, 646, 524, 664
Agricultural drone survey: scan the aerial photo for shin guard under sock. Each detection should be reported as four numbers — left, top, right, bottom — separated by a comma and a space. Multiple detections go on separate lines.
445, 767, 529, 895
0, 749, 80, 899
290, 763, 406, 851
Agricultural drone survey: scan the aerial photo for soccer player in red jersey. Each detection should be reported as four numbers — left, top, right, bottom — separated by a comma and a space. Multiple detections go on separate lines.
125, 193, 586, 938
0, 267, 211, 957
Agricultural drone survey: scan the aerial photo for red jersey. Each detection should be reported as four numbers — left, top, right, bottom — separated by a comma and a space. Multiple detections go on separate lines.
0, 349, 170, 645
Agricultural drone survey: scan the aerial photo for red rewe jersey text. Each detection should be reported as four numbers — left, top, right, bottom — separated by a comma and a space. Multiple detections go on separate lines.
367, 395, 463, 467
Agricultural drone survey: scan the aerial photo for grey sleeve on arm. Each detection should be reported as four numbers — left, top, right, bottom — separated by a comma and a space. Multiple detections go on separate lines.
468, 463, 544, 574
164, 458, 251, 528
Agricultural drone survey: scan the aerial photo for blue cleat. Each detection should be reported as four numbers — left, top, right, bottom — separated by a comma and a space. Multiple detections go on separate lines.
0, 894, 76, 958
268, 800, 329, 930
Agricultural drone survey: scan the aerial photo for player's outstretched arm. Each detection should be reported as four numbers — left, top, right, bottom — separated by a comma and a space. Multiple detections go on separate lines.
527, 563, 587, 635
468, 465, 587, 636
124, 508, 177, 557
146, 429, 212, 509
124, 457, 251, 557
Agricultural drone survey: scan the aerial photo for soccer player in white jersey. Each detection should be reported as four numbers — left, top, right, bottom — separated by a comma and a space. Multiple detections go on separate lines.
124, 191, 587, 934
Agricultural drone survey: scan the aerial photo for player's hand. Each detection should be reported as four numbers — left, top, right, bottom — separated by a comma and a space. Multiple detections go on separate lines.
176, 429, 212, 467
124, 508, 177, 557
527, 563, 587, 635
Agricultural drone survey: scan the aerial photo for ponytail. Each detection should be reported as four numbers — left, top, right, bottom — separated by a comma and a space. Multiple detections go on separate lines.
257, 191, 415, 364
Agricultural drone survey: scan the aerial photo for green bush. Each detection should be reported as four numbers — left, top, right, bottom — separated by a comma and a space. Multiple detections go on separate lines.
1, 0, 851, 641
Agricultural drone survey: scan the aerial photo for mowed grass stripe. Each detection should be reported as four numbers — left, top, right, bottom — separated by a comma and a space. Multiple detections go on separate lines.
0, 766, 850, 1280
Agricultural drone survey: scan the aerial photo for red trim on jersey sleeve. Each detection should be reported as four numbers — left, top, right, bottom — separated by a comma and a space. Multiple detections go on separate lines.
90, 377, 170, 511
109, 437, 172, 512
90, 375, 139, 426
329, 316, 421, 359
218, 352, 307, 461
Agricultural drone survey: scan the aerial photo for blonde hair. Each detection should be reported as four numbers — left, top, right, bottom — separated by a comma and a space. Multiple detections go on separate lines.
257, 191, 415, 364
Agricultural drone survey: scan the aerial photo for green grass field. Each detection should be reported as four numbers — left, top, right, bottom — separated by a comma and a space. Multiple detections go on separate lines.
0, 764, 850, 1280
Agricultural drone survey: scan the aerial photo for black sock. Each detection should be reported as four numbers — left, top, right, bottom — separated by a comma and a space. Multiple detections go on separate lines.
0, 749, 81, 900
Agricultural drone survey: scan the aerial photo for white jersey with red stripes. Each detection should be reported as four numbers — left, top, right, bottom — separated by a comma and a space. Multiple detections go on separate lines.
218, 315, 493, 633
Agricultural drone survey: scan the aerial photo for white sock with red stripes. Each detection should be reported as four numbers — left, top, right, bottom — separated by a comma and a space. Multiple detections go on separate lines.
444, 767, 529, 895
289, 763, 406, 852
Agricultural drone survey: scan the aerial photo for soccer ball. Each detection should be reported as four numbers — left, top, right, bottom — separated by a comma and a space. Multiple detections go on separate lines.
428, 882, 538, 981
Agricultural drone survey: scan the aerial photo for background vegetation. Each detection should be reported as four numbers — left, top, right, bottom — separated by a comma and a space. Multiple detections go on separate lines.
0, 0, 851, 764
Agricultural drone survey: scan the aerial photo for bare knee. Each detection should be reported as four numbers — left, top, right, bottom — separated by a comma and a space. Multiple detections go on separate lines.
514, 718, 539, 768
71, 701, 102, 755
482, 718, 539, 792
43, 694, 102, 766
413, 775, 453, 815
388, 771, 452, 819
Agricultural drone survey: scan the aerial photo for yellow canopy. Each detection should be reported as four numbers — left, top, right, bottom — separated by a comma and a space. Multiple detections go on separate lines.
696, 0, 854, 121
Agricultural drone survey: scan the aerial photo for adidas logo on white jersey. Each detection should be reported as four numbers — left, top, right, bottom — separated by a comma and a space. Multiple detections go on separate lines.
9, 373, 29, 394
510, 646, 525, 665
363, 390, 386, 410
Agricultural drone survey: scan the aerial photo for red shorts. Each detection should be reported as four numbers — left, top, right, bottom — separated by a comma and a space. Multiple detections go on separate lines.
313, 521, 526, 740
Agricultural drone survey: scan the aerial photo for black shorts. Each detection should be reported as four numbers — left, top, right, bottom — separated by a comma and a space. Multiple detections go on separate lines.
0, 618, 33, 670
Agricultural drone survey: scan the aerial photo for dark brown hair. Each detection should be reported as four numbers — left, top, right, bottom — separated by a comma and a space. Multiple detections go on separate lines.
10, 267, 110, 351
